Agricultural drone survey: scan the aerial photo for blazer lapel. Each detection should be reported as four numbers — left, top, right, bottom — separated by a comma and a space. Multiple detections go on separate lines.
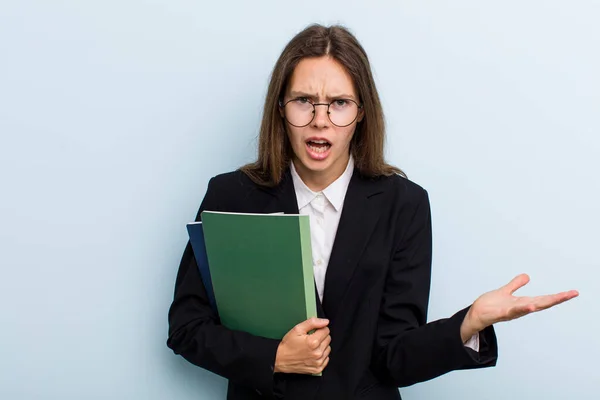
322, 170, 386, 319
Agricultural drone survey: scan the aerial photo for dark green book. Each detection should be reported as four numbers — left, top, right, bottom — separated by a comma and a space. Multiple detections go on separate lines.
192, 211, 318, 340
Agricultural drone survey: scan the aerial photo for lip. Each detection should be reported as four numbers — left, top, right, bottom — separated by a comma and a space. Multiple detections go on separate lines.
304, 138, 332, 161
305, 136, 332, 145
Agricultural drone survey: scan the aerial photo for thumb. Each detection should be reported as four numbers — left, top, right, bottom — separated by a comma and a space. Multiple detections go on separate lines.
503, 273, 530, 295
295, 317, 329, 334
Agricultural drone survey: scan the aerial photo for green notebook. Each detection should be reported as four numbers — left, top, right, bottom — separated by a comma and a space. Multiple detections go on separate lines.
197, 211, 318, 340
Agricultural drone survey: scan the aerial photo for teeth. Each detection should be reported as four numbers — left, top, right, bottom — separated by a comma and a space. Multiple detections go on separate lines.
310, 140, 329, 144
309, 145, 328, 153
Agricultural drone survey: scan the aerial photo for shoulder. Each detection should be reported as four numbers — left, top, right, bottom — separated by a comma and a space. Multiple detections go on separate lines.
365, 172, 429, 208
208, 169, 257, 194
202, 169, 270, 213
372, 174, 432, 239
206, 169, 264, 204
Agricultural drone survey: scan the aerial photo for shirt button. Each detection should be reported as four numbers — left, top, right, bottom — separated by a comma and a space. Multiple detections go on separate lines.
317, 259, 323, 266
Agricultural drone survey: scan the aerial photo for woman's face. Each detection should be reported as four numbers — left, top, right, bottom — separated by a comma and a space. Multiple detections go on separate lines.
281, 56, 362, 188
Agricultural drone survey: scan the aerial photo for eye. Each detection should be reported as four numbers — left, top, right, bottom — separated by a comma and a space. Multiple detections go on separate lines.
294, 97, 311, 104
333, 99, 349, 107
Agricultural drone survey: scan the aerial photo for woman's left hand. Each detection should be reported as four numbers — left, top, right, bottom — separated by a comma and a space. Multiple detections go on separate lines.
460, 273, 579, 342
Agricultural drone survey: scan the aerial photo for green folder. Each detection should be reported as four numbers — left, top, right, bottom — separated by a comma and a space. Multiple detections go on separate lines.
197, 211, 318, 340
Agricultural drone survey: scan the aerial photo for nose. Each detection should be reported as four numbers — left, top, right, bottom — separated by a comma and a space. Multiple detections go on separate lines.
312, 104, 330, 128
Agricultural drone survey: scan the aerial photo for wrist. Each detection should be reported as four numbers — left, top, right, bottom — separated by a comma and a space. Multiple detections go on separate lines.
460, 307, 482, 343
274, 342, 284, 374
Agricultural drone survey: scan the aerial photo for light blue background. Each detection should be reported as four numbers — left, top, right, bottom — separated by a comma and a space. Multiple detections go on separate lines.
1, 1, 598, 399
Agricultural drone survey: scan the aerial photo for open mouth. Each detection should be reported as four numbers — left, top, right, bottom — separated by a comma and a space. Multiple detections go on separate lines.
304, 138, 332, 161
306, 139, 331, 153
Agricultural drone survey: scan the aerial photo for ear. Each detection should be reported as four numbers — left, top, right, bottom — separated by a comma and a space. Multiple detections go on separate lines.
357, 107, 365, 123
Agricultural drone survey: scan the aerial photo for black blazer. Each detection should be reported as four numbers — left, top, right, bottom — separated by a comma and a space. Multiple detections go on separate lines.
167, 167, 498, 399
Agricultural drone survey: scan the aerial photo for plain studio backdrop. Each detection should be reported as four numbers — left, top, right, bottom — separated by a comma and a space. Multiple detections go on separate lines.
0, 1, 598, 399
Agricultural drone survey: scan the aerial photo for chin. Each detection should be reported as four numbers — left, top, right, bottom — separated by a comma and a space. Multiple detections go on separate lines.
298, 156, 333, 173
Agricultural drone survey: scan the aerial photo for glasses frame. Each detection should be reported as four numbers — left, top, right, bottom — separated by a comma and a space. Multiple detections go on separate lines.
279, 98, 363, 128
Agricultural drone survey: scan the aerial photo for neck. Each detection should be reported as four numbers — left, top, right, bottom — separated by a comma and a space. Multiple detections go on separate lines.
292, 155, 350, 192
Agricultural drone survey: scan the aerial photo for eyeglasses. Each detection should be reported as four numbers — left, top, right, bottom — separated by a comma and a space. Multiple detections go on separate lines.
279, 97, 363, 127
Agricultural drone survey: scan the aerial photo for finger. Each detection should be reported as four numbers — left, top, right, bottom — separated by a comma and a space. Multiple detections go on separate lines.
503, 273, 530, 295
307, 328, 330, 350
294, 317, 329, 334
314, 326, 330, 342
314, 345, 332, 366
529, 290, 580, 311
509, 303, 536, 319
315, 356, 330, 374
314, 334, 331, 356
507, 290, 579, 320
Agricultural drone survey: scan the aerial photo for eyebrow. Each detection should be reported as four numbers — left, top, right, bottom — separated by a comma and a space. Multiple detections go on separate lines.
289, 91, 357, 101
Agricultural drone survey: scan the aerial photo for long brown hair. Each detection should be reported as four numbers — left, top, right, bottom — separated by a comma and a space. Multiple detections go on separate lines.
241, 24, 405, 187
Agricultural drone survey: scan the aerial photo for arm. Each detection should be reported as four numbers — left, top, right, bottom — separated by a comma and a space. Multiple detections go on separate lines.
166, 177, 281, 397
372, 188, 497, 387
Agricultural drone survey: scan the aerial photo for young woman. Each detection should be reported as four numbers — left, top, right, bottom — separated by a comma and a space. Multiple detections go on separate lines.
167, 24, 578, 399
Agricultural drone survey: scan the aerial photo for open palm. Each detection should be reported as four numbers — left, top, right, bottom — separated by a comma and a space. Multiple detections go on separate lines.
465, 274, 579, 333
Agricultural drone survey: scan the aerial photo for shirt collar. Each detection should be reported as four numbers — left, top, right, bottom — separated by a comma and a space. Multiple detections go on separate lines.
290, 155, 354, 212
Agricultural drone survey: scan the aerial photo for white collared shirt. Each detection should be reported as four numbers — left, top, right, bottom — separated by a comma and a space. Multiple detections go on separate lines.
290, 156, 354, 303
289, 155, 479, 352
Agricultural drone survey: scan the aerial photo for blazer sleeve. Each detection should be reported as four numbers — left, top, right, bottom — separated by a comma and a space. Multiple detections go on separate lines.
372, 187, 498, 387
167, 177, 282, 398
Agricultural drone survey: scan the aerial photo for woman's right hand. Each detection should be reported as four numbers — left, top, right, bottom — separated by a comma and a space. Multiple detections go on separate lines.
274, 317, 331, 375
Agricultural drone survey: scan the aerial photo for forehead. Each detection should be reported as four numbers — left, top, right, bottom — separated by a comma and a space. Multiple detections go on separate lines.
287, 56, 357, 96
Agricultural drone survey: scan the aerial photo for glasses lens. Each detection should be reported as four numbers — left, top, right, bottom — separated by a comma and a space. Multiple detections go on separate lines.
329, 99, 359, 127
284, 99, 314, 126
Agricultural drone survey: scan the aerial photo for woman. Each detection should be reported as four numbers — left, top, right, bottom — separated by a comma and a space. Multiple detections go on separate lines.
167, 24, 578, 399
